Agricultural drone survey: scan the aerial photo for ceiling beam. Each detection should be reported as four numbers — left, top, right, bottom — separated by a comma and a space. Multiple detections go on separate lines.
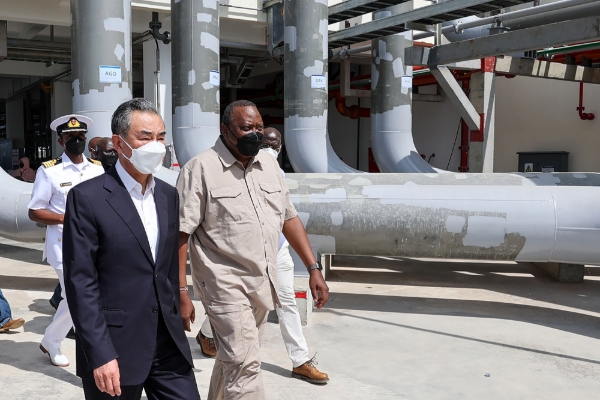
495, 56, 600, 84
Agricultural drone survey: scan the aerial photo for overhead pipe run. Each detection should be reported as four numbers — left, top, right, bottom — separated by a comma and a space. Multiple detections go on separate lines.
288, 173, 600, 266
283, 0, 358, 173
171, 0, 221, 167
71, 0, 133, 141
443, 0, 600, 42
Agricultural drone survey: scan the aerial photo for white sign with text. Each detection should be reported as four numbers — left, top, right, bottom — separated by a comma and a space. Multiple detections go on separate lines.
99, 66, 122, 84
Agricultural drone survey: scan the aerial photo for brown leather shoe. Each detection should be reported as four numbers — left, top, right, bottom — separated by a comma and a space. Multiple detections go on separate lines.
0, 318, 25, 332
196, 330, 216, 358
292, 356, 329, 384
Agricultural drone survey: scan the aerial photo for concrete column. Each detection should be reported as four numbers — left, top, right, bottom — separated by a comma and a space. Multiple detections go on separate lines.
468, 58, 496, 173
71, 0, 132, 141
171, 0, 220, 167
143, 19, 173, 146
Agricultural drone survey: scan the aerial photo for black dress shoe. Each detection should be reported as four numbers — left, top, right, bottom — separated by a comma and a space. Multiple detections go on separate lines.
66, 327, 76, 340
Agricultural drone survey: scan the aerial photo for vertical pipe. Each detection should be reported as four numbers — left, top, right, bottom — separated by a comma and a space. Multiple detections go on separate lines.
283, 0, 357, 173
71, 0, 132, 142
459, 79, 470, 172
371, 7, 439, 173
171, 0, 220, 167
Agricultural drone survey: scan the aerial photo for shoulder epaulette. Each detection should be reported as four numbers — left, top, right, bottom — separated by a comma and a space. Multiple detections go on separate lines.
41, 158, 62, 169
87, 157, 103, 166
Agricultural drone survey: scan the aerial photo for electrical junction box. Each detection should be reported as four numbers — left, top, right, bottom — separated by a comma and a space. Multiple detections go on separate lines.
517, 151, 569, 173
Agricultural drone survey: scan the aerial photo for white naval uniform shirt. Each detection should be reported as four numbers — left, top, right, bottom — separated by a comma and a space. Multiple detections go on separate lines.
115, 161, 159, 262
28, 153, 105, 268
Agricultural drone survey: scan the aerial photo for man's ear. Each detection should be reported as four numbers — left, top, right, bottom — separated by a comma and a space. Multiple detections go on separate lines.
57, 136, 64, 147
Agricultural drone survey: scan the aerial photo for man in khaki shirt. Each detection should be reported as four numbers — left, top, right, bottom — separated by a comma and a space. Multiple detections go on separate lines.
177, 100, 329, 399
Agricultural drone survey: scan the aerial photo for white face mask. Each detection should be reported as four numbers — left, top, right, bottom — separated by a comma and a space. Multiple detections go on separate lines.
121, 139, 166, 175
262, 147, 280, 158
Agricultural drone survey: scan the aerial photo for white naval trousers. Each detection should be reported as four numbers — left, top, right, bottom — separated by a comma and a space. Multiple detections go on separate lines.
201, 244, 311, 368
43, 263, 73, 349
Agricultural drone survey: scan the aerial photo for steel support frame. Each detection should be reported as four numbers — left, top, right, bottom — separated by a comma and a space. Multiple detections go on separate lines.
328, 0, 519, 49
431, 65, 480, 130
405, 16, 600, 66
495, 56, 600, 84
340, 58, 371, 98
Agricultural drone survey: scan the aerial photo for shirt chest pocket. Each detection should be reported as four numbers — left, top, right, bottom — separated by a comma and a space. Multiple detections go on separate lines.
52, 184, 71, 207
259, 182, 283, 218
209, 185, 249, 223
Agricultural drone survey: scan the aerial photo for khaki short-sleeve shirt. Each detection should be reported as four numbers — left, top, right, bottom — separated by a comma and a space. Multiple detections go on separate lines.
177, 138, 298, 310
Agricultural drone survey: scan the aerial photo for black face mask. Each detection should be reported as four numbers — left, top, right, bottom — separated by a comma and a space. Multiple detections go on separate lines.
226, 127, 264, 157
64, 136, 86, 156
99, 153, 119, 170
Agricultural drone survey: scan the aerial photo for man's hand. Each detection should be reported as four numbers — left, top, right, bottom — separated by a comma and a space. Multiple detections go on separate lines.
93, 359, 121, 396
180, 290, 195, 332
308, 269, 329, 309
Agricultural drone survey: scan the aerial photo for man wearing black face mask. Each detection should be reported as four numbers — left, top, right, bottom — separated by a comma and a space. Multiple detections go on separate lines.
28, 114, 104, 368
95, 137, 118, 171
177, 100, 329, 398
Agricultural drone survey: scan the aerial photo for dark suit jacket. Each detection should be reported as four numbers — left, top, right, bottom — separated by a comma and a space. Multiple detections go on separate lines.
63, 167, 193, 386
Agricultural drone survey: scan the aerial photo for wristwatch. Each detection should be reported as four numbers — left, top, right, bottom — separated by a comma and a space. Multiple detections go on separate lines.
306, 262, 322, 272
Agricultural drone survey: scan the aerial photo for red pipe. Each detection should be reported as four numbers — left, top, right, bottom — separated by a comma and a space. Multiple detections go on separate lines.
577, 82, 595, 121
329, 89, 370, 119
459, 79, 470, 172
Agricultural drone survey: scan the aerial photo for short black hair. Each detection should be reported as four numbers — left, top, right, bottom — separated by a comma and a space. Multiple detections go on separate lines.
222, 100, 257, 128
111, 98, 161, 138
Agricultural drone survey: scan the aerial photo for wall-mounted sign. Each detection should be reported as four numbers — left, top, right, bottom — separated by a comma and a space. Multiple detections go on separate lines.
99, 65, 122, 84
311, 75, 326, 89
524, 163, 533, 173
401, 76, 413, 88
210, 70, 220, 87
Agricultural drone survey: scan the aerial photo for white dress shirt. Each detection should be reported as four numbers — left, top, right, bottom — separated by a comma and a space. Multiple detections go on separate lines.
116, 160, 159, 262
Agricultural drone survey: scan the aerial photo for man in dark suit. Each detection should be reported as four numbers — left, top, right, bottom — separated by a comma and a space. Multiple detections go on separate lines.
63, 98, 200, 400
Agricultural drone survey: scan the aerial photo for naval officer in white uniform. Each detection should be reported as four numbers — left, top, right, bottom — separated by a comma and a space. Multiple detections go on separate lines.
28, 115, 104, 367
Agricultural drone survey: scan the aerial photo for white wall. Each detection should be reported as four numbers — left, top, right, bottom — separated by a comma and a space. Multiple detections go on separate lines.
495, 76, 600, 173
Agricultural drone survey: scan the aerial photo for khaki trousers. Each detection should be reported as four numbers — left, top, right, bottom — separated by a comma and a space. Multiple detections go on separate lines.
203, 301, 269, 400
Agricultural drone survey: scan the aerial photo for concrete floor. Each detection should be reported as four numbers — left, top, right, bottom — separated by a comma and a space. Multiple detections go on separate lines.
2, 237, 600, 399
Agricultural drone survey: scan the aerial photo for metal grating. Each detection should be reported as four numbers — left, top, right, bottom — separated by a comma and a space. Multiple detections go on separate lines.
329, 0, 411, 24
328, 0, 530, 49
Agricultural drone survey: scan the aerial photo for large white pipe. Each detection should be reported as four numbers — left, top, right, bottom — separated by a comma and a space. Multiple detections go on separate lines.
287, 172, 600, 265
0, 166, 178, 243
283, 0, 359, 173
371, 8, 443, 173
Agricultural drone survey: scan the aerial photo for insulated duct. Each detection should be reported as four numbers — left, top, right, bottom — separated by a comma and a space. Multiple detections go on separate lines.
171, 0, 220, 167
288, 173, 600, 265
283, 0, 358, 173
71, 0, 133, 141
371, 9, 441, 173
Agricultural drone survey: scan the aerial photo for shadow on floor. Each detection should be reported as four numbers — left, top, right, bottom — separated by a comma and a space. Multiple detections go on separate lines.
0, 339, 82, 388
0, 275, 58, 292
328, 255, 600, 315
0, 242, 44, 263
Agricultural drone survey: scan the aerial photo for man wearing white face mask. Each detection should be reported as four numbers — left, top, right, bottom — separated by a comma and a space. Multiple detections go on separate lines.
62, 99, 200, 400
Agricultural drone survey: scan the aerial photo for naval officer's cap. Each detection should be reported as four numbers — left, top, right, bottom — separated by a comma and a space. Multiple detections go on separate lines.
50, 114, 94, 135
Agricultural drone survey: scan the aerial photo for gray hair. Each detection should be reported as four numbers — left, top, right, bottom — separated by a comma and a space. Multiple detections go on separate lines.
222, 100, 257, 128
111, 98, 161, 138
